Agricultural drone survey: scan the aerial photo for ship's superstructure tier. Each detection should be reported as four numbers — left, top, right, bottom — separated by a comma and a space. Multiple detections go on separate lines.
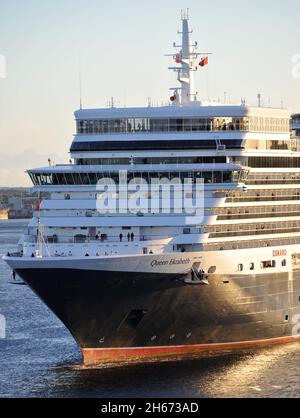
11, 12, 300, 279
19, 101, 300, 278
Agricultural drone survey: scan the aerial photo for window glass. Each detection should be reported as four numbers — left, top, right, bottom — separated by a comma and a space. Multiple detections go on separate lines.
260, 260, 276, 268
76, 116, 275, 135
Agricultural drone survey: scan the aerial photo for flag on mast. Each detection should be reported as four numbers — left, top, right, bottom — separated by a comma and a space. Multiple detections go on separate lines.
199, 56, 208, 67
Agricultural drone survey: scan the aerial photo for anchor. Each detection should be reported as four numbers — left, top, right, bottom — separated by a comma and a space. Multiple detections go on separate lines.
183, 262, 209, 285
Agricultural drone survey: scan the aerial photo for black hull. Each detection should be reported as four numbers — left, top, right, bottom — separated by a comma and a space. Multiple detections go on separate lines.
15, 268, 300, 363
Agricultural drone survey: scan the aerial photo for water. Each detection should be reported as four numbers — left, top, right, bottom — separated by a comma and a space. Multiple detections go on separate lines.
1, 220, 300, 398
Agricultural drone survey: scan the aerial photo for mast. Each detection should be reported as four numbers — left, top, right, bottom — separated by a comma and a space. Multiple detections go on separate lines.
180, 11, 195, 104
167, 10, 211, 106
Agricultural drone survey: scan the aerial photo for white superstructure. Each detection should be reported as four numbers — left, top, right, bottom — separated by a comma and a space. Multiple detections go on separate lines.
14, 13, 300, 278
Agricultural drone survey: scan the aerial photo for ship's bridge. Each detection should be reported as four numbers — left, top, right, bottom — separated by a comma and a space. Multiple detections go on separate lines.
27, 163, 249, 187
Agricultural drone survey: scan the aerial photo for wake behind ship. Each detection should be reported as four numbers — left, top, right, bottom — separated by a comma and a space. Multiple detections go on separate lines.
4, 12, 300, 365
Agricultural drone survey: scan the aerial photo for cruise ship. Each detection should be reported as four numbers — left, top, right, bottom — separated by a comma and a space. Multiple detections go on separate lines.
4, 13, 300, 365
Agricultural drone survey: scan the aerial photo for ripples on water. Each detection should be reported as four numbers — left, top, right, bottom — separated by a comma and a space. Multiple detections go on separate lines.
0, 220, 300, 398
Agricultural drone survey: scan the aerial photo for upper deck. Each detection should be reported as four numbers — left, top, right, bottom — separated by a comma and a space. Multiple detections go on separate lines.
71, 15, 291, 155
71, 105, 291, 155
74, 104, 291, 135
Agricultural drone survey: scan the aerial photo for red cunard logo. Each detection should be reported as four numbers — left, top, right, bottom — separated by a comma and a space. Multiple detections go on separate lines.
272, 249, 287, 257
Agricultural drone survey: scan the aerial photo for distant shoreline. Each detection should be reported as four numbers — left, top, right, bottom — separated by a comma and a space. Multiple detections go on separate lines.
0, 219, 29, 222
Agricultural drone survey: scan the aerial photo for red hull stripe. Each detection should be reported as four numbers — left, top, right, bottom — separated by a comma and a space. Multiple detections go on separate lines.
81, 335, 300, 365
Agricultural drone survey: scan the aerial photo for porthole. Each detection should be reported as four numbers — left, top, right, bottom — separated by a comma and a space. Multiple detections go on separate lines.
238, 264, 243, 272
250, 262, 254, 271
285, 315, 289, 322
282, 259, 286, 267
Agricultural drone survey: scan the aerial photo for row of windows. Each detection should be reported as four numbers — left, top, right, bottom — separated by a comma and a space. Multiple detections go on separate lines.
70, 139, 243, 152
204, 237, 300, 252
205, 219, 300, 234
71, 139, 299, 153
245, 139, 292, 151
76, 156, 227, 166
212, 205, 300, 220
250, 117, 290, 132
226, 196, 300, 203
77, 117, 248, 134
218, 212, 300, 221
29, 170, 245, 186
237, 259, 285, 271
225, 188, 300, 203
209, 227, 300, 239
248, 157, 300, 168
247, 180, 300, 185
226, 189, 300, 198
213, 204, 300, 217
71, 139, 294, 154
248, 173, 300, 181
248, 177, 300, 182
76, 117, 290, 135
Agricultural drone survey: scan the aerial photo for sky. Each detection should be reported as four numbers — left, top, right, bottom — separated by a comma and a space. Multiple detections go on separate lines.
0, 0, 300, 186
